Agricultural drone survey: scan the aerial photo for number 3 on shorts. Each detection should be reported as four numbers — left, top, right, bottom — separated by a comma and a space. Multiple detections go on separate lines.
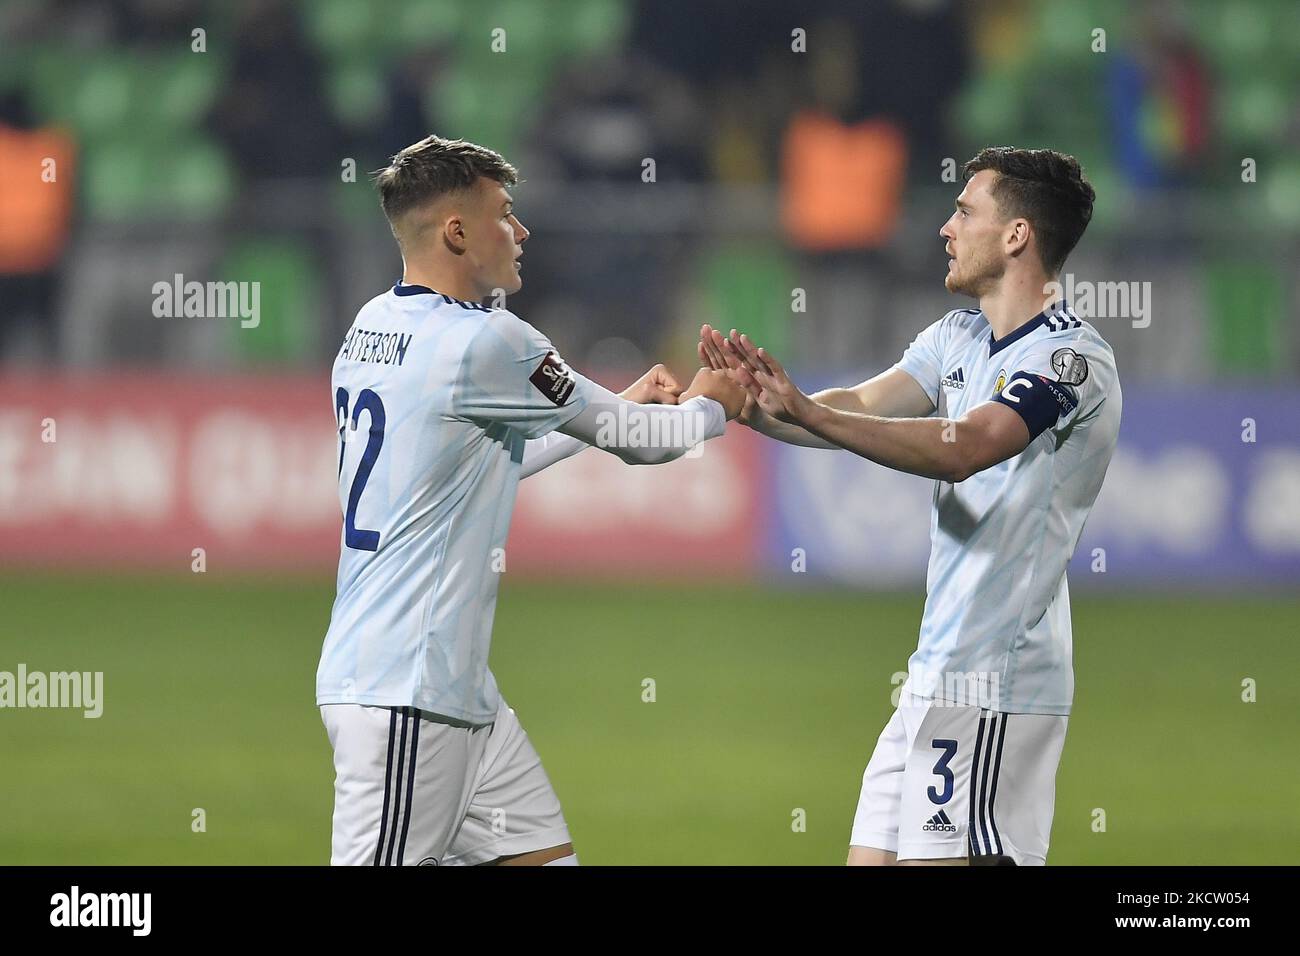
928, 738, 958, 805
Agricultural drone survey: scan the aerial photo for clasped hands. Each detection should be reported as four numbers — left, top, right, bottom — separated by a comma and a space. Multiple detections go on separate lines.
619, 325, 811, 427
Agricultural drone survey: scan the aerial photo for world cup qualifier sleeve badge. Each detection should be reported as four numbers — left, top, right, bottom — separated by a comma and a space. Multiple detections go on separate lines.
1050, 348, 1089, 386
529, 351, 577, 405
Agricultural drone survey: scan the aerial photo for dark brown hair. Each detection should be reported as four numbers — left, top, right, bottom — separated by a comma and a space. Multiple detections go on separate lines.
373, 135, 518, 224
963, 147, 1095, 275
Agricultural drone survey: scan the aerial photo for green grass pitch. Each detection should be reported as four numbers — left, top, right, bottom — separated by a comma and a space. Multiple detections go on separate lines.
1, 572, 1295, 864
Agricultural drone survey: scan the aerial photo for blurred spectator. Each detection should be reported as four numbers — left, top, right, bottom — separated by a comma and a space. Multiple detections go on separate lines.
206, 0, 341, 182
372, 49, 453, 163
780, 20, 908, 251
528, 51, 707, 183
0, 90, 75, 360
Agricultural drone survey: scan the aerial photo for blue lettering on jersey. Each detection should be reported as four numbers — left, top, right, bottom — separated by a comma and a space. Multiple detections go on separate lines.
339, 328, 414, 366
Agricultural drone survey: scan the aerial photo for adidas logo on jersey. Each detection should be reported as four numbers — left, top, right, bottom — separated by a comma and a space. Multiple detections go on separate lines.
923, 809, 958, 832
940, 367, 966, 390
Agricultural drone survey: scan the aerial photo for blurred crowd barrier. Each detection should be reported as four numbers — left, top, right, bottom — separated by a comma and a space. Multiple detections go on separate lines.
2, 373, 1296, 587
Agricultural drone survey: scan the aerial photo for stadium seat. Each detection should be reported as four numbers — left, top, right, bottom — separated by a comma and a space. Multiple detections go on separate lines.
1035, 0, 1106, 62
566, 0, 630, 56
1218, 78, 1288, 148
1263, 160, 1300, 227
154, 53, 224, 130
1199, 0, 1272, 75
221, 238, 318, 364
429, 67, 543, 159
698, 243, 794, 360
71, 56, 134, 140
82, 136, 233, 222
1203, 259, 1284, 374
388, 0, 464, 50
328, 61, 387, 129
83, 140, 151, 220
306, 0, 380, 58
953, 68, 1026, 144
167, 138, 235, 220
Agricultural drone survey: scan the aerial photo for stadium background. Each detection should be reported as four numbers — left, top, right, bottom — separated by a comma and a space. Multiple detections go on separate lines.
1, 0, 1297, 864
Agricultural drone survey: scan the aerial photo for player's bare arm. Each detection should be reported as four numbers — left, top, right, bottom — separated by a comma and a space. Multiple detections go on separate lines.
729, 331, 1031, 483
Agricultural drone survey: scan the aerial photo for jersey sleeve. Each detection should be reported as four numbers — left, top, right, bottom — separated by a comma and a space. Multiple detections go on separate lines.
991, 337, 1114, 440
894, 312, 958, 409
452, 310, 594, 439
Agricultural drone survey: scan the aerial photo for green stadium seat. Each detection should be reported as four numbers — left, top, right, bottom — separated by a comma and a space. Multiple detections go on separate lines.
565, 0, 631, 56
429, 65, 546, 157
389, 0, 464, 50
1196, 0, 1275, 76
82, 136, 233, 223
1036, 0, 1108, 62
166, 138, 235, 220
1218, 79, 1288, 147
83, 140, 151, 220
1263, 159, 1300, 228
470, 0, 549, 55
328, 61, 387, 128
1203, 259, 1284, 375
1212, 0, 1272, 58
221, 238, 319, 364
25, 47, 82, 125
698, 243, 794, 360
72, 56, 134, 139
954, 68, 1026, 143
154, 53, 224, 130
306, 0, 381, 57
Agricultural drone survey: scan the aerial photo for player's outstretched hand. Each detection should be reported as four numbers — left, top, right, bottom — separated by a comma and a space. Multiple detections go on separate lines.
727, 330, 816, 425
697, 324, 759, 426
620, 363, 683, 404
680, 367, 747, 421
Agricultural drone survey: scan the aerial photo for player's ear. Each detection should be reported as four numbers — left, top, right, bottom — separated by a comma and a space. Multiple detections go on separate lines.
442, 215, 467, 256
1005, 218, 1031, 258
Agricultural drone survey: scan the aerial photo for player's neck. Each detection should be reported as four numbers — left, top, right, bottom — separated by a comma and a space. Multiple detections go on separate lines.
979, 270, 1055, 340
400, 264, 483, 303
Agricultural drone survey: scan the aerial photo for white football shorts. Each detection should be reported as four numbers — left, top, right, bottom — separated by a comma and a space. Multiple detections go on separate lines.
850, 691, 1068, 865
321, 697, 571, 865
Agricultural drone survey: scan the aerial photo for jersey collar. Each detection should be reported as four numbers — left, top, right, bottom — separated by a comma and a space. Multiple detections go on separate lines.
392, 281, 438, 297
392, 281, 490, 311
987, 300, 1067, 356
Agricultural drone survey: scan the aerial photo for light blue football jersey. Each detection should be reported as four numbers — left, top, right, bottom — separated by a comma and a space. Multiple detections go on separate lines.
316, 282, 595, 725
894, 302, 1121, 715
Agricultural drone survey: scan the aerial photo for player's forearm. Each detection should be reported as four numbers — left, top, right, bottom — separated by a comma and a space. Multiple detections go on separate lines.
746, 406, 838, 448
520, 431, 590, 479
559, 387, 725, 465
800, 405, 969, 482
811, 387, 868, 414
745, 386, 860, 448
